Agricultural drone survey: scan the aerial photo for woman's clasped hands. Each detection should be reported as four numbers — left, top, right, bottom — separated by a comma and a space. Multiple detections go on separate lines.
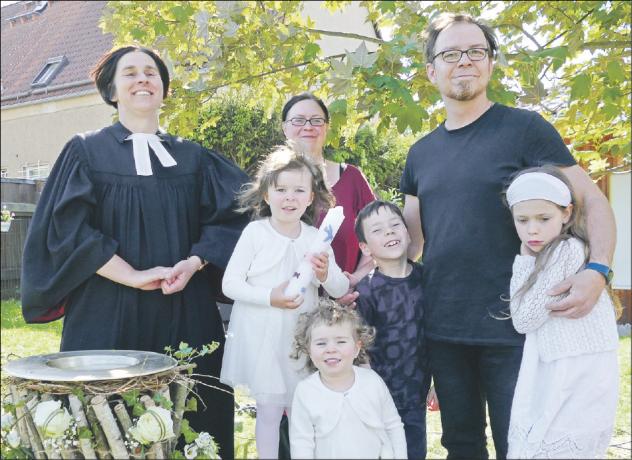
131, 256, 205, 295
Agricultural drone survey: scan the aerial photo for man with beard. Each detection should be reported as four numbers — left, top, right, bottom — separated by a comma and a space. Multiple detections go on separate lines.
400, 13, 616, 459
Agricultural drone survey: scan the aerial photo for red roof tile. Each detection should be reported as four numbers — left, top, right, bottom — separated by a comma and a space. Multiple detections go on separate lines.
1, 0, 113, 107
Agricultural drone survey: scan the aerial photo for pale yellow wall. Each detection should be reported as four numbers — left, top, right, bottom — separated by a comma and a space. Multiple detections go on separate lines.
1, 92, 115, 176
301, 1, 378, 55
610, 172, 631, 290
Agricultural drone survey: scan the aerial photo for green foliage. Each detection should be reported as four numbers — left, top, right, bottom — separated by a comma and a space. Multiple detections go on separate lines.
122, 389, 146, 417
164, 341, 219, 370
102, 1, 630, 174
329, 125, 415, 201
180, 419, 198, 444
152, 392, 174, 410
190, 92, 286, 175
184, 396, 197, 413
77, 426, 93, 441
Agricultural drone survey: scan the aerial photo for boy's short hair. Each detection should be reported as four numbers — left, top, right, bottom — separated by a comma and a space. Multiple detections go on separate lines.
354, 200, 408, 244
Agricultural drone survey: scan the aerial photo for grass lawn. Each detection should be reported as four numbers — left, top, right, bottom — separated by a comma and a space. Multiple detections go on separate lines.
1, 299, 630, 458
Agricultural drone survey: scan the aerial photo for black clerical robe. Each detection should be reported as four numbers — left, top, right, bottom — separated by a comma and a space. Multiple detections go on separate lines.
21, 121, 249, 458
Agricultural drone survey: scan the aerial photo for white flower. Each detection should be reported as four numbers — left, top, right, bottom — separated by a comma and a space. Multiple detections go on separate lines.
33, 400, 72, 439
128, 406, 174, 445
1, 411, 15, 431
6, 428, 21, 448
184, 443, 199, 459
195, 431, 213, 449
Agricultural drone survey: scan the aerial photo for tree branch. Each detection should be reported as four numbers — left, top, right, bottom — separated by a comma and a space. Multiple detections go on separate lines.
581, 41, 631, 50
201, 52, 347, 100
496, 23, 543, 50
303, 27, 386, 45
543, 9, 594, 48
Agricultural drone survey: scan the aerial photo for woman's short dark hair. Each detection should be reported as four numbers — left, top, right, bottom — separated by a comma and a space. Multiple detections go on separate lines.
423, 13, 498, 64
90, 46, 170, 108
282, 92, 329, 123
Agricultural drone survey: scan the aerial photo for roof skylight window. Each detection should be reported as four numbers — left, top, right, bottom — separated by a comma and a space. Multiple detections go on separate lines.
31, 55, 68, 88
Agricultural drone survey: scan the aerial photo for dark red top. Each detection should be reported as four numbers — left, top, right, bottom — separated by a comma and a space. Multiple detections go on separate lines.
317, 164, 375, 274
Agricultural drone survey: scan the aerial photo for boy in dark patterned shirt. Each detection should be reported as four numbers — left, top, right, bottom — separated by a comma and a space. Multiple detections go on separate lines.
355, 200, 431, 459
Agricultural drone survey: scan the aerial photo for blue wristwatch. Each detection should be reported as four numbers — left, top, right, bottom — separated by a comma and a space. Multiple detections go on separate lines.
585, 262, 613, 285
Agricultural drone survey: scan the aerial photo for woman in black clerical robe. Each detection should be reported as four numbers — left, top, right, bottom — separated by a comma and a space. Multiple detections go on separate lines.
20, 46, 248, 459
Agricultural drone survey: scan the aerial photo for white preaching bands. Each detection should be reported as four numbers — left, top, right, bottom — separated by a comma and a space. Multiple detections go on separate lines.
126, 133, 177, 176
506, 172, 572, 208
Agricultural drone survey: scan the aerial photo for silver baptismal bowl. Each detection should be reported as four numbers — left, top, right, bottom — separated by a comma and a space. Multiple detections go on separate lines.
3, 350, 177, 382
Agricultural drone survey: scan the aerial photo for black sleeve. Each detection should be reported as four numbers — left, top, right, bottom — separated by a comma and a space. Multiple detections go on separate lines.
399, 145, 418, 196
189, 149, 250, 270
21, 136, 119, 323
523, 112, 577, 167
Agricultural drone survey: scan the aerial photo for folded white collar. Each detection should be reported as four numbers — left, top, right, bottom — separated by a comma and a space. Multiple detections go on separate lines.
125, 133, 177, 176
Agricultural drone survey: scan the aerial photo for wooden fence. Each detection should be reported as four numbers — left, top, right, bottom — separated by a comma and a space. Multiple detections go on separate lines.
1, 178, 42, 300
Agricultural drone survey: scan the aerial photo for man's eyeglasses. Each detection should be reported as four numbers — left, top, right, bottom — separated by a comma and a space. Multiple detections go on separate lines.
432, 48, 489, 64
286, 117, 327, 127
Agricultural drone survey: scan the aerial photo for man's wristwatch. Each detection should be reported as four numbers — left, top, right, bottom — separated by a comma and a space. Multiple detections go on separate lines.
189, 255, 208, 271
585, 262, 613, 285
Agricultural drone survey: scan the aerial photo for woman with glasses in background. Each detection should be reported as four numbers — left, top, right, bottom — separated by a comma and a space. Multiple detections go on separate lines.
281, 93, 376, 290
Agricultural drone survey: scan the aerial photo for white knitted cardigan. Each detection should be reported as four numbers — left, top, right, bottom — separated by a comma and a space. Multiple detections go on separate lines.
510, 237, 619, 362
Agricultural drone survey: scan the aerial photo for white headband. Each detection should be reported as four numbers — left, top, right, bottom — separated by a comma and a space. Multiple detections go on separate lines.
506, 172, 572, 207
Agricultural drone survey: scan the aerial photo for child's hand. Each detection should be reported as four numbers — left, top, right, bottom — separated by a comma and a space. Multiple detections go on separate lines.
336, 273, 360, 309
270, 280, 304, 309
310, 251, 329, 283
426, 385, 440, 411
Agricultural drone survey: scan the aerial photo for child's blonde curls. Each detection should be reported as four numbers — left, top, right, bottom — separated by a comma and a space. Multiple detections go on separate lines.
291, 298, 375, 373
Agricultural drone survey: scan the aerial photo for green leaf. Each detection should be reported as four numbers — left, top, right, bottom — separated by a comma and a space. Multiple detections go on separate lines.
329, 99, 348, 115
122, 390, 140, 407
130, 27, 145, 40
606, 61, 626, 82
132, 403, 146, 417
71, 388, 87, 405
170, 5, 190, 22
180, 419, 198, 444
153, 393, 174, 410
184, 397, 198, 413
570, 73, 591, 100
535, 46, 568, 60
153, 20, 169, 36
346, 42, 378, 68
77, 426, 93, 440
303, 43, 320, 61
377, 1, 397, 13
330, 58, 353, 79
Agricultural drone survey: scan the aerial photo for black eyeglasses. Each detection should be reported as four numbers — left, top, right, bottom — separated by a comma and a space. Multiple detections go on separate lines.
432, 48, 489, 63
286, 117, 327, 127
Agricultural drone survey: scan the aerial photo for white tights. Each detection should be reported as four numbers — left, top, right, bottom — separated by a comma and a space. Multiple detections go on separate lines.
255, 404, 290, 459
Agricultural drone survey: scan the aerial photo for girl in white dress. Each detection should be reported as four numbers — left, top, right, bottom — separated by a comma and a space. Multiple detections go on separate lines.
290, 299, 407, 459
504, 166, 619, 459
220, 144, 349, 459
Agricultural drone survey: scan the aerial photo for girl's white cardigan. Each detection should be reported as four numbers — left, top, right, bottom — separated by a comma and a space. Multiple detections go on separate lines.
290, 366, 407, 459
510, 237, 619, 362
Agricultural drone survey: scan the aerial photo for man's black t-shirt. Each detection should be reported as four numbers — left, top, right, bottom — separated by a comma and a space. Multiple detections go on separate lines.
400, 104, 576, 345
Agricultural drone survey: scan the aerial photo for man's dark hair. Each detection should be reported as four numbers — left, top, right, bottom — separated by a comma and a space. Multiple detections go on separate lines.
354, 200, 408, 244
91, 46, 170, 108
423, 13, 498, 64
282, 92, 330, 123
